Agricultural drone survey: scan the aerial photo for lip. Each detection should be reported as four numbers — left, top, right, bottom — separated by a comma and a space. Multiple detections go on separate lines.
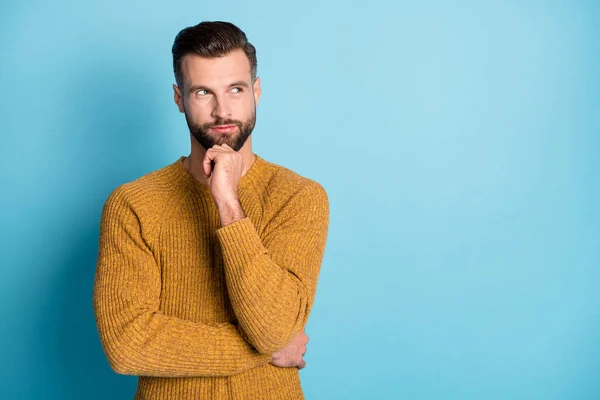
211, 125, 237, 133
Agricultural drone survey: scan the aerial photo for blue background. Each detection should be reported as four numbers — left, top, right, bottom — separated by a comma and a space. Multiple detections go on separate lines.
1, 0, 598, 399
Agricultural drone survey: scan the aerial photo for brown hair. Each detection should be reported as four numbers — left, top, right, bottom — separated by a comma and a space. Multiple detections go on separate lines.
171, 21, 257, 89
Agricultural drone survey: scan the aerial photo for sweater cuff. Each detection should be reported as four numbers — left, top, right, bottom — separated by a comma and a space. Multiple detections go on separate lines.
216, 217, 267, 265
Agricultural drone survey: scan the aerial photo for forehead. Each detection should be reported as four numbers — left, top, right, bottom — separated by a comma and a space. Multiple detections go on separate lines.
180, 49, 251, 89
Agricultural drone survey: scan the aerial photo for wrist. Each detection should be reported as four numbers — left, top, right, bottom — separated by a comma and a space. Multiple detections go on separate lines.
217, 199, 245, 227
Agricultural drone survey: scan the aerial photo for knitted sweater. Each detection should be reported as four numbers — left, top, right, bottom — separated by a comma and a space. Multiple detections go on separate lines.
93, 153, 330, 399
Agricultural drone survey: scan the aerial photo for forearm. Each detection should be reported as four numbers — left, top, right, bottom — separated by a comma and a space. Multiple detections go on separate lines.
217, 203, 306, 354
214, 183, 329, 355
216, 217, 322, 354
93, 289, 272, 377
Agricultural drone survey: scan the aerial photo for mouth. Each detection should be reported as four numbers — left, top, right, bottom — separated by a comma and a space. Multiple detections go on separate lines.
211, 125, 238, 133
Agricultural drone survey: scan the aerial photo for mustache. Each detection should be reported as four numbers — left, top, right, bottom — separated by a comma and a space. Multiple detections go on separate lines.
208, 119, 242, 128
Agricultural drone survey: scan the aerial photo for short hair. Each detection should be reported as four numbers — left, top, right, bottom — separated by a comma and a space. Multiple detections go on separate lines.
171, 21, 257, 89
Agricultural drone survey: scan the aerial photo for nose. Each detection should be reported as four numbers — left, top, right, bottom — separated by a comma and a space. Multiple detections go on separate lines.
211, 95, 232, 120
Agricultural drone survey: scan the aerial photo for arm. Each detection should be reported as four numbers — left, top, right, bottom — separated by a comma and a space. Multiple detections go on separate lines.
215, 181, 329, 354
92, 186, 272, 377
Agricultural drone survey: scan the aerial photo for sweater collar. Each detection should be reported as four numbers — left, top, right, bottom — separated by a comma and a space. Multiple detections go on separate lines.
173, 152, 264, 193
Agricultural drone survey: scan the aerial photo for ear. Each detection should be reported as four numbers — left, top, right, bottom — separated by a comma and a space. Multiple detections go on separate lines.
173, 84, 185, 113
253, 76, 262, 107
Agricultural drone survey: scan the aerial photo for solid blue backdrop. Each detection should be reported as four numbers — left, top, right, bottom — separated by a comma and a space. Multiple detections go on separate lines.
1, 0, 598, 399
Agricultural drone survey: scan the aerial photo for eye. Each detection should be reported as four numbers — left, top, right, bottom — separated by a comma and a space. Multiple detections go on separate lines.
231, 87, 243, 93
196, 89, 209, 96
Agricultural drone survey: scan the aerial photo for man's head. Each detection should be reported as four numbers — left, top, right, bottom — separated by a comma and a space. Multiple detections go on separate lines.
172, 21, 261, 151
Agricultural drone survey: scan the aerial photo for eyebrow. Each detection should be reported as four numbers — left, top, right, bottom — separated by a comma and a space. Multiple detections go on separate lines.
188, 80, 250, 93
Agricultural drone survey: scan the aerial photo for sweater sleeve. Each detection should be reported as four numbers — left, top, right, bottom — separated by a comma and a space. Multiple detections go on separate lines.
215, 181, 330, 354
92, 186, 272, 377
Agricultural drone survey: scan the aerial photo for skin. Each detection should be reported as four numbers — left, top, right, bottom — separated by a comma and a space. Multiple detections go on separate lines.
172, 48, 308, 369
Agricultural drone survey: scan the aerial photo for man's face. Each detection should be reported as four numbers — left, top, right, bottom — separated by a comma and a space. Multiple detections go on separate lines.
173, 49, 261, 151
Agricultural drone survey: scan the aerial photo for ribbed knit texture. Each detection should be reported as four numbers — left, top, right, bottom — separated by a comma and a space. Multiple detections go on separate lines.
93, 153, 329, 400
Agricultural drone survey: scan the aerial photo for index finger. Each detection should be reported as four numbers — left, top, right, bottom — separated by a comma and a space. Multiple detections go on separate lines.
203, 149, 218, 177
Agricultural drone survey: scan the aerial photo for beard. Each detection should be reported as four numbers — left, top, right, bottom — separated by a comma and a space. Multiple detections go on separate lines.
184, 107, 256, 152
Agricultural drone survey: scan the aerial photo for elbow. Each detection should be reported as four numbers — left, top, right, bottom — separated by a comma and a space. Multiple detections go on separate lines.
96, 322, 144, 376
253, 341, 281, 355
243, 304, 311, 355
94, 309, 147, 375
235, 324, 286, 355
103, 340, 139, 376
246, 329, 298, 355
253, 344, 282, 356
108, 358, 133, 376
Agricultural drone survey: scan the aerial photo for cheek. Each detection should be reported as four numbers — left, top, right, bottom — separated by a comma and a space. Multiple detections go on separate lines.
236, 96, 255, 115
186, 101, 212, 120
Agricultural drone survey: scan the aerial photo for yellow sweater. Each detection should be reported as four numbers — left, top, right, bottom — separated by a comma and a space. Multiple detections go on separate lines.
93, 154, 330, 399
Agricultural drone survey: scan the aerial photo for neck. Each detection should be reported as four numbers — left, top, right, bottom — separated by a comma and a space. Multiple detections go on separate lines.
184, 135, 256, 186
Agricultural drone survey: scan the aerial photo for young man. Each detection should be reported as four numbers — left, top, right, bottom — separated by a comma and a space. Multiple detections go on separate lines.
92, 21, 330, 399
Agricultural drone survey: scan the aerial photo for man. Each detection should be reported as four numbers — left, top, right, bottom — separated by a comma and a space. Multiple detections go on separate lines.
92, 21, 330, 399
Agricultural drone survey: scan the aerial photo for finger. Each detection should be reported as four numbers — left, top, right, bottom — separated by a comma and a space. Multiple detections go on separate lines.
299, 331, 308, 343
209, 145, 229, 151
203, 149, 219, 177
211, 144, 231, 151
298, 359, 306, 370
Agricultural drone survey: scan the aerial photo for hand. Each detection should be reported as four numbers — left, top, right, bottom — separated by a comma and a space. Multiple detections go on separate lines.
269, 328, 309, 370
202, 144, 244, 206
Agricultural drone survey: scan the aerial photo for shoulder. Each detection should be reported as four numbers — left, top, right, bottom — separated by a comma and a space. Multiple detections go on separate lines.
258, 156, 329, 214
101, 161, 181, 224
